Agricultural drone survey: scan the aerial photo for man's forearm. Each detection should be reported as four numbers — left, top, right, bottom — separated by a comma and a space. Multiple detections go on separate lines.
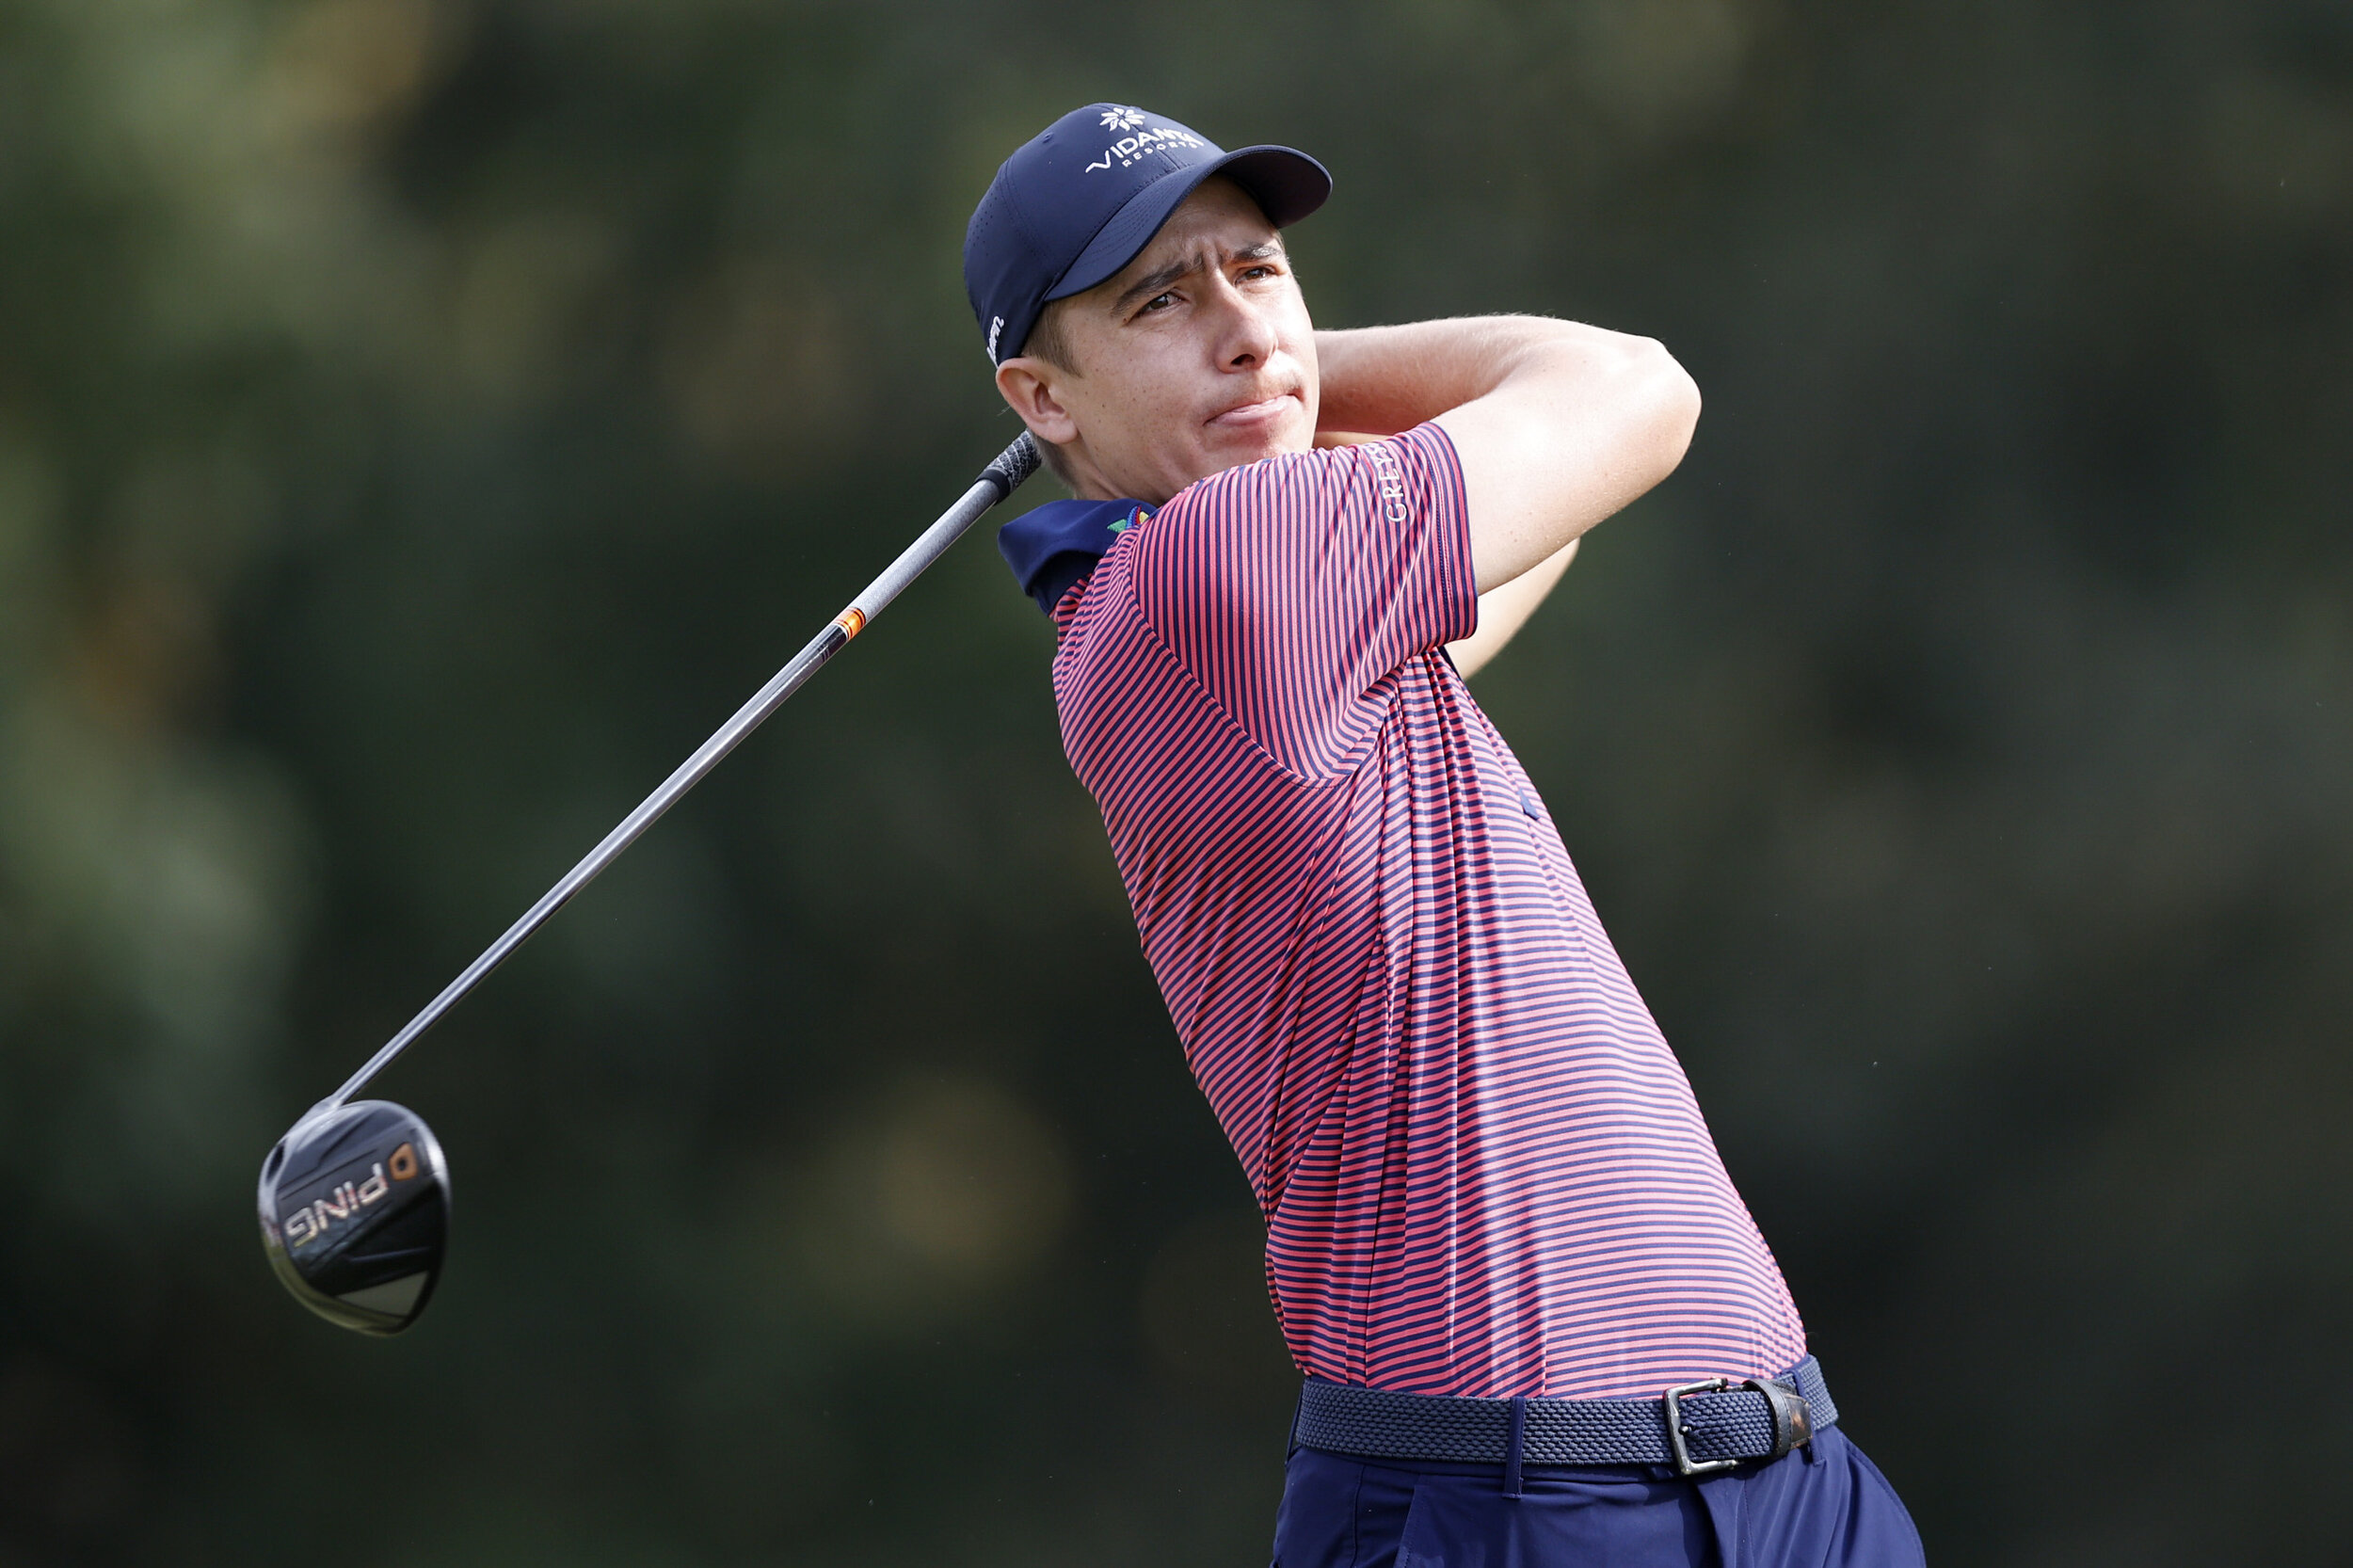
1316, 317, 1624, 439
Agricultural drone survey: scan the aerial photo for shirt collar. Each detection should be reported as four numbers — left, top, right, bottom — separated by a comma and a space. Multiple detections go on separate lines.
996, 497, 1151, 615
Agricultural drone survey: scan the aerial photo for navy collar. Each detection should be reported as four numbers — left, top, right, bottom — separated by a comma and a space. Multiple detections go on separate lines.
996, 497, 1151, 614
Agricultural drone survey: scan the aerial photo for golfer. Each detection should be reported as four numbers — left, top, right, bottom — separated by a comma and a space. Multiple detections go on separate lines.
968, 104, 1924, 1566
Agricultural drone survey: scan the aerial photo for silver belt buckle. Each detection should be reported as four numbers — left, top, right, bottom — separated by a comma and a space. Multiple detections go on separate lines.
1661, 1378, 1740, 1477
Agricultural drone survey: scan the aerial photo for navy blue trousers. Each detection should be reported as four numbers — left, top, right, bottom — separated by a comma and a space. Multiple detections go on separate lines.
1271, 1426, 1925, 1567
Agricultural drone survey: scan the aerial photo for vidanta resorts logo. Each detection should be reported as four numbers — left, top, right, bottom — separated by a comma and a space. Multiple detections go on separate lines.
1084, 109, 1206, 172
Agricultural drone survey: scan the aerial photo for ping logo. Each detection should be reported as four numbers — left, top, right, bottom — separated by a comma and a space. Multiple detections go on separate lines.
282, 1142, 422, 1252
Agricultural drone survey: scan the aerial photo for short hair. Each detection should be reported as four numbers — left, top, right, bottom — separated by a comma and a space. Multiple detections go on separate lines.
1021, 296, 1080, 376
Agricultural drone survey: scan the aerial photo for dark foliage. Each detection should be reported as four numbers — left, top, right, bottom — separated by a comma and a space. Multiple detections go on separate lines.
1, 0, 2346, 1561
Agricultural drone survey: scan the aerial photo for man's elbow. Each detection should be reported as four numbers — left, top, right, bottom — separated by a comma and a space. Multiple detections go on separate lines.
1630, 337, 1701, 484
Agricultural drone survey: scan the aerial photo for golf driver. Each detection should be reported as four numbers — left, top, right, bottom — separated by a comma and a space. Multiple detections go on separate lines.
258, 433, 1042, 1335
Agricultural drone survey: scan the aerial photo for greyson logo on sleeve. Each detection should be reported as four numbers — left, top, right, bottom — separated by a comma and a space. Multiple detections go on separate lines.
1366, 442, 1410, 523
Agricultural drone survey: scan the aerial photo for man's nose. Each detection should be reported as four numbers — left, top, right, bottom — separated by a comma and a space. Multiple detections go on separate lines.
1208, 278, 1279, 368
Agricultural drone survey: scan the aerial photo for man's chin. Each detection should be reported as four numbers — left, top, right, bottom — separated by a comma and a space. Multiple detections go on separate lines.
1204, 410, 1314, 471
1113, 417, 1313, 502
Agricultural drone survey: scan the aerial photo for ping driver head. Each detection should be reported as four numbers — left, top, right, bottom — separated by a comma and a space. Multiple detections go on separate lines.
258, 1100, 450, 1336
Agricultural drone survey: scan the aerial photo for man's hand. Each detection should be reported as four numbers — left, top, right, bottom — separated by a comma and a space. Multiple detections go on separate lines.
1315, 317, 1699, 593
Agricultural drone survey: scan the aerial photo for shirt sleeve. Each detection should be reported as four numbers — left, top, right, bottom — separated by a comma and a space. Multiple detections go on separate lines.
1127, 422, 1477, 779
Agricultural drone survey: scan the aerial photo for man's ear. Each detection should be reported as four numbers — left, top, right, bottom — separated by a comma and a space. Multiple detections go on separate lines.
995, 357, 1081, 447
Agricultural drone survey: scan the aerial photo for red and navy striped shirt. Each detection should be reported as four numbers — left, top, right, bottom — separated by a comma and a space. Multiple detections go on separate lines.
1044, 424, 1806, 1399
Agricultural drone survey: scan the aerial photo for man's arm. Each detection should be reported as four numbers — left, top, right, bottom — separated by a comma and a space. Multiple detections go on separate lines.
1312, 421, 1582, 680
1315, 317, 1699, 593
1447, 537, 1577, 680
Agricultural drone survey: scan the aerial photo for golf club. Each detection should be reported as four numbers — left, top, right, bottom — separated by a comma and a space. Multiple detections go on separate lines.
258, 433, 1042, 1335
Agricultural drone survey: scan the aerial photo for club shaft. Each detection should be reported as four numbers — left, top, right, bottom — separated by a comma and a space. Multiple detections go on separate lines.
323, 434, 1040, 1110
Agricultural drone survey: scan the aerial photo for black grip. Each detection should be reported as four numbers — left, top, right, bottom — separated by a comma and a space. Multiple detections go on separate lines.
979, 432, 1042, 501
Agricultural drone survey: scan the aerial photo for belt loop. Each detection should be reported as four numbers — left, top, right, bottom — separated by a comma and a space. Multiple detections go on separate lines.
1503, 1396, 1528, 1499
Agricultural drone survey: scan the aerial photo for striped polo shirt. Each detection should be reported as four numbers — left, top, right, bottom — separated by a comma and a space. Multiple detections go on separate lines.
1036, 423, 1806, 1400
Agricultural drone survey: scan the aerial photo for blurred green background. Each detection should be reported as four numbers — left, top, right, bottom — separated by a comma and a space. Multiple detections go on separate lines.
2, 0, 2348, 1562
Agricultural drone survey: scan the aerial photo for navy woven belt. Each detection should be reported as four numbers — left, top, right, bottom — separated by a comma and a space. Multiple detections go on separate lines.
1291, 1356, 1837, 1479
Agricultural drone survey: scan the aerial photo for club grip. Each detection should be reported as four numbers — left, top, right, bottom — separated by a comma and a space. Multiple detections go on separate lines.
980, 432, 1042, 501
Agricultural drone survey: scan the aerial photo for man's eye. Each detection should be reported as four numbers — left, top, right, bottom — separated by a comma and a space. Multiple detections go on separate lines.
1140, 292, 1176, 313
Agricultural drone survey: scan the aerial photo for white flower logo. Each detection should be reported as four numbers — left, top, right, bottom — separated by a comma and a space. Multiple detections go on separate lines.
1099, 105, 1146, 132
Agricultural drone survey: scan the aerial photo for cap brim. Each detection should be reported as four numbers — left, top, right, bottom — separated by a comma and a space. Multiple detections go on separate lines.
1043, 145, 1332, 306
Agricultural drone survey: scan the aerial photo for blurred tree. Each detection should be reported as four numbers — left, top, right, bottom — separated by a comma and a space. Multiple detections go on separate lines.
0, 0, 2346, 1562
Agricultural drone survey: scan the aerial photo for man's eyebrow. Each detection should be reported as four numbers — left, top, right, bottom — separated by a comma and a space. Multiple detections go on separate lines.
1111, 239, 1288, 315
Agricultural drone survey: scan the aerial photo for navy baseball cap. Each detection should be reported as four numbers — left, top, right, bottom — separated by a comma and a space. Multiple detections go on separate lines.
964, 104, 1331, 366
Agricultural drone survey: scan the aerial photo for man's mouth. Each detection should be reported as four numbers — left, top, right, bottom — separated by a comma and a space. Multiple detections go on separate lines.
1207, 391, 1302, 429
